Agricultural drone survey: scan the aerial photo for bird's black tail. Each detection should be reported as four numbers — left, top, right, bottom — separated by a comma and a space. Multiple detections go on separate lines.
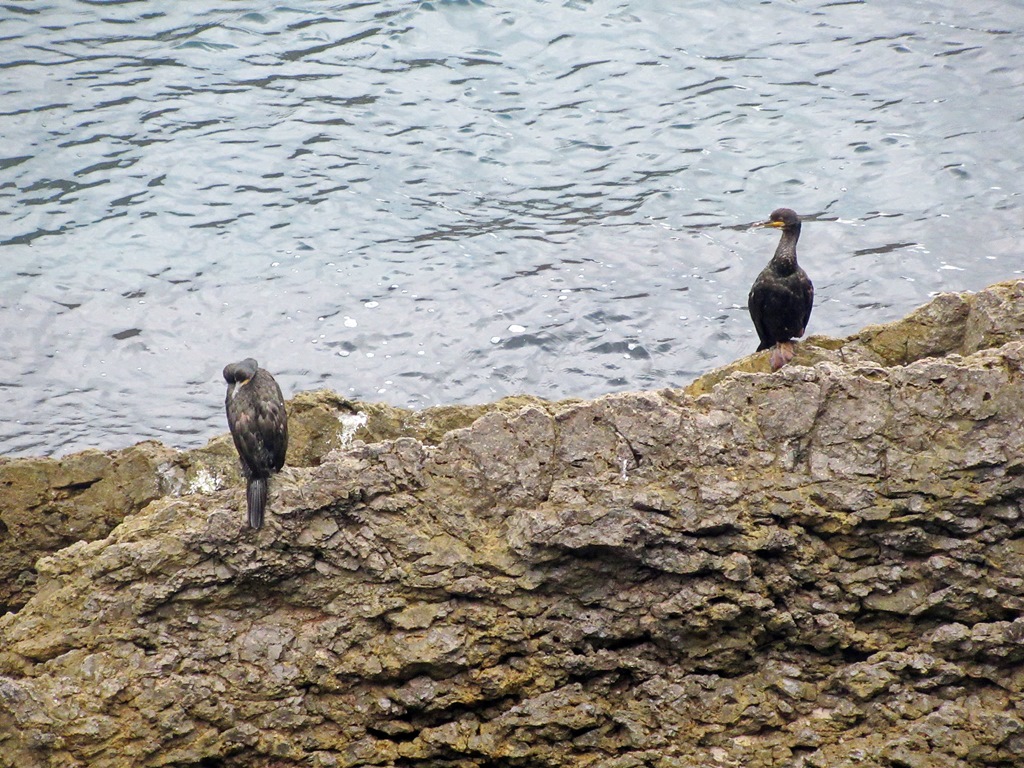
247, 477, 268, 529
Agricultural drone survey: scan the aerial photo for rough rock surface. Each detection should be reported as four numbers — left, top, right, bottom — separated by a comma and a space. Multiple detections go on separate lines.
1, 281, 1023, 768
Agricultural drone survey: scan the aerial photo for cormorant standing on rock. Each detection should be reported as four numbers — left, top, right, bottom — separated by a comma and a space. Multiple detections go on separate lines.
223, 358, 288, 529
748, 207, 814, 371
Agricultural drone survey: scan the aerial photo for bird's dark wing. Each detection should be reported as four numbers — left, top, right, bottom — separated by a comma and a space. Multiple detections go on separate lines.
226, 395, 263, 477
262, 378, 288, 472
748, 279, 773, 351
227, 389, 282, 475
243, 370, 288, 472
799, 272, 814, 337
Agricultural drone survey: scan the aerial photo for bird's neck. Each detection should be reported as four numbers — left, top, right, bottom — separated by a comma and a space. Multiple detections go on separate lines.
772, 229, 800, 274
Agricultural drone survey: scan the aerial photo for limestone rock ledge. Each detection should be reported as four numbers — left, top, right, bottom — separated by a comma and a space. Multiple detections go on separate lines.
0, 281, 1023, 768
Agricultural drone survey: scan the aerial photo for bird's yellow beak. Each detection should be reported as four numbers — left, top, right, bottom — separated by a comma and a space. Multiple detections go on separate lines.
759, 220, 784, 229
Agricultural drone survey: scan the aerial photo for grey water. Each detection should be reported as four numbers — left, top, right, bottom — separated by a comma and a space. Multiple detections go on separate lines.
2, 1, 1022, 458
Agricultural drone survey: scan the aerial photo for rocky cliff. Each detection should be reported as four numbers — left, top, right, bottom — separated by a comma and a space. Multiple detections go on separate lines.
1, 281, 1023, 768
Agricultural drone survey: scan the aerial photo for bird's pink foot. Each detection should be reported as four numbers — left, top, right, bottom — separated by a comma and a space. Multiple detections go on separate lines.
769, 341, 796, 371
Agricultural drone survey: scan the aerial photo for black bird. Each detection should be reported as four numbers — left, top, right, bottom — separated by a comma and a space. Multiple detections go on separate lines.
223, 358, 288, 529
748, 207, 814, 371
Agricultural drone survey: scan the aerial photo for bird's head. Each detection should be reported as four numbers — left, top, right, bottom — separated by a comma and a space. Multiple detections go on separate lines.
760, 208, 801, 232
223, 358, 259, 385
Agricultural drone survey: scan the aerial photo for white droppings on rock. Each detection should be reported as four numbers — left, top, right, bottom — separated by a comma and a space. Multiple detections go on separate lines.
337, 411, 368, 448
187, 467, 222, 495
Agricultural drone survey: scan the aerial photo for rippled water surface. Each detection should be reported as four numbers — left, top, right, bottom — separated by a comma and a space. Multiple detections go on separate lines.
2, 0, 1023, 456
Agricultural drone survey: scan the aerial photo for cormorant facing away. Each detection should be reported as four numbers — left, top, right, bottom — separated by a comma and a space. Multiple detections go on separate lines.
223, 358, 288, 529
748, 207, 814, 371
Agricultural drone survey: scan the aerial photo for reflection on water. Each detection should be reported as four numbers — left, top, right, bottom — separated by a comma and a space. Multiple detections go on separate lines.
1, 1, 1023, 456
